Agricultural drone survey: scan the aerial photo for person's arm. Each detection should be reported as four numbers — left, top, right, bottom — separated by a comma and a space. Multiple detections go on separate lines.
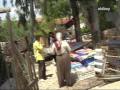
38, 44, 43, 50
36, 42, 43, 50
33, 42, 36, 51
65, 41, 71, 52
50, 43, 55, 55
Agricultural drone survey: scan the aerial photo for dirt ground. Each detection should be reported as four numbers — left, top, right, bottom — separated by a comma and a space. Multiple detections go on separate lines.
36, 60, 71, 90
1, 60, 119, 90
37, 62, 59, 89
36, 60, 103, 90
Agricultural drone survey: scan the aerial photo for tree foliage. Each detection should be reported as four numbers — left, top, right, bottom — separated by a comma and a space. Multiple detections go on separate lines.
39, 0, 71, 21
2, 0, 119, 42
0, 20, 27, 41
98, 0, 117, 30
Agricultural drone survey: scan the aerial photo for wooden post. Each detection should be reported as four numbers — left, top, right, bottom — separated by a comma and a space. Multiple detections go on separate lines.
0, 8, 10, 13
1, 7, 38, 90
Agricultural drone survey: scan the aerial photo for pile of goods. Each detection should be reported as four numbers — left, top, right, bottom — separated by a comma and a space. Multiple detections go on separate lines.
70, 48, 95, 66
70, 48, 104, 80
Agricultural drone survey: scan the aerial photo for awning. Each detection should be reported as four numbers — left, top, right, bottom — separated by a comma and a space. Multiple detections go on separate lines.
65, 18, 74, 28
55, 18, 74, 28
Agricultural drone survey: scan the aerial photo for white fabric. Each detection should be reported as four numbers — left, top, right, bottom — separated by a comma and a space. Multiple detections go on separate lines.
56, 32, 62, 41
51, 40, 71, 55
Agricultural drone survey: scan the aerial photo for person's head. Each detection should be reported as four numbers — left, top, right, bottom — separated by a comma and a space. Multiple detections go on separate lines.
56, 32, 62, 41
49, 32, 52, 36
35, 35, 42, 42
49, 32, 54, 37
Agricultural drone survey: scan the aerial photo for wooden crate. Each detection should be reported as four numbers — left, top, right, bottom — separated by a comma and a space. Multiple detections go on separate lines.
105, 50, 120, 69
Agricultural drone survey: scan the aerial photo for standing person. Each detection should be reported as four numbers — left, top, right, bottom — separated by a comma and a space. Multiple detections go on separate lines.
51, 32, 72, 88
33, 35, 46, 80
48, 32, 56, 46
48, 32, 57, 62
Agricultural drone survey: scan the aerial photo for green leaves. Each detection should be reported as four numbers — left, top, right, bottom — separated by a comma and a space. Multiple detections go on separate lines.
0, 20, 27, 41
41, 0, 71, 21
35, 20, 54, 36
98, 0, 117, 30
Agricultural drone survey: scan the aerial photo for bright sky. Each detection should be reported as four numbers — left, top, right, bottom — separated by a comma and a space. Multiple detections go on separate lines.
0, 0, 42, 20
0, 0, 19, 20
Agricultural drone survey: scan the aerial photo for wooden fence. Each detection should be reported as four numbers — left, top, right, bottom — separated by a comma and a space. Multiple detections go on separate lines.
0, 8, 39, 90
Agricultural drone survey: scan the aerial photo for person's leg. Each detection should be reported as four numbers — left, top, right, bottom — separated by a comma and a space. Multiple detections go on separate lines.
38, 61, 43, 79
53, 55, 56, 63
56, 56, 65, 87
38, 60, 46, 79
42, 60, 46, 79
64, 54, 72, 86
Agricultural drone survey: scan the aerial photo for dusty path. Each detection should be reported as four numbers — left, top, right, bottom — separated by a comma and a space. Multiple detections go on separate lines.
36, 60, 71, 90
35, 60, 103, 90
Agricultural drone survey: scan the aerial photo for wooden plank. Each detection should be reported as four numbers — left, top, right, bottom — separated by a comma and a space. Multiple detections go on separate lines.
105, 54, 120, 58
103, 75, 120, 77
26, 78, 38, 89
100, 76, 120, 80
28, 52, 39, 90
25, 52, 34, 81
107, 68, 120, 73
6, 11, 38, 90
0, 8, 10, 13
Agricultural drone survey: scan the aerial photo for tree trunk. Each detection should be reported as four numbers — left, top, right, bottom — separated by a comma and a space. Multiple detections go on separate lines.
30, 0, 36, 44
116, 0, 120, 15
87, 0, 101, 44
70, 0, 82, 42
116, 0, 120, 32
30, 0, 35, 34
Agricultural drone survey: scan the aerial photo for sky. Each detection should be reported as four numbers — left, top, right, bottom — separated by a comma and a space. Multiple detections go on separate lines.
0, 0, 19, 20
0, 0, 42, 20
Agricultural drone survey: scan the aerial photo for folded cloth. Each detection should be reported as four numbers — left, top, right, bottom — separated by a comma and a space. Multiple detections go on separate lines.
81, 57, 95, 66
71, 62, 83, 69
75, 52, 87, 56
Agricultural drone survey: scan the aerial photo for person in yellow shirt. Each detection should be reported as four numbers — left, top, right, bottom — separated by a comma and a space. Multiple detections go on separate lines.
33, 35, 46, 80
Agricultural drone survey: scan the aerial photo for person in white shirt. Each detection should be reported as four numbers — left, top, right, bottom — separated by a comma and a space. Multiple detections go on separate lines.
51, 32, 72, 88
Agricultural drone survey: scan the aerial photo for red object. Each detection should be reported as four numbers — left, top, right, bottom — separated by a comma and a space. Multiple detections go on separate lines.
65, 18, 74, 28
65, 18, 74, 25
55, 18, 74, 25
55, 41, 61, 50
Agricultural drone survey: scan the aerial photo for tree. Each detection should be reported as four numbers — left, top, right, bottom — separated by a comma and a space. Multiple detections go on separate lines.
98, 0, 116, 31
30, 0, 36, 40
79, 0, 101, 44
88, 0, 101, 44
115, 0, 120, 31
3, 0, 36, 30
70, 0, 82, 42
39, 0, 71, 21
